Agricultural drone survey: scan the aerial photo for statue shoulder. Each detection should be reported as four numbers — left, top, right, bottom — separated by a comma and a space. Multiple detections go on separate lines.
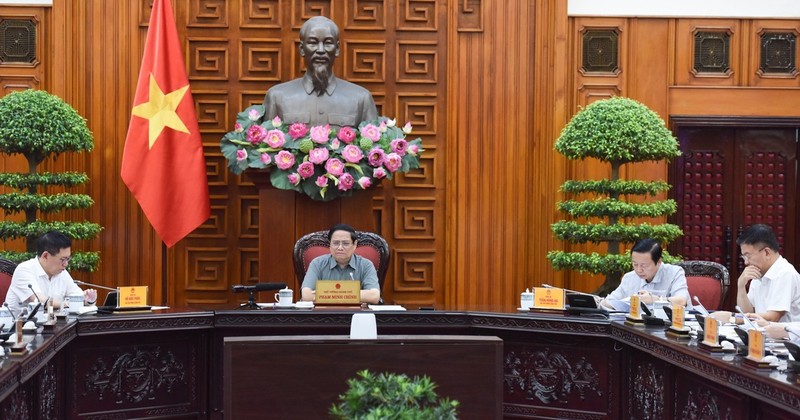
335, 78, 373, 97
266, 78, 304, 97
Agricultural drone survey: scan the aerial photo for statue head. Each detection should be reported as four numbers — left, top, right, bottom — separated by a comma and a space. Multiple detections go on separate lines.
299, 16, 340, 96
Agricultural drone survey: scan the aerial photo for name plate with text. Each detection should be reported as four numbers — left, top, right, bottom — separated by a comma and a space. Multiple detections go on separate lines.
316, 280, 360, 305
119, 286, 148, 308
532, 287, 565, 310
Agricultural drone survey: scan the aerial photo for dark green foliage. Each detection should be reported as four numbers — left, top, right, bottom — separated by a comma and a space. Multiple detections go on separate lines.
557, 199, 677, 218
0, 250, 100, 273
0, 193, 94, 213
330, 370, 459, 420
548, 97, 682, 293
0, 89, 101, 270
0, 172, 89, 189
0, 221, 102, 241
555, 97, 680, 164
560, 179, 671, 196
552, 221, 682, 244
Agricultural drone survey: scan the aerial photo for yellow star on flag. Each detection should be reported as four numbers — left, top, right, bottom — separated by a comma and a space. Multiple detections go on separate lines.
131, 74, 190, 148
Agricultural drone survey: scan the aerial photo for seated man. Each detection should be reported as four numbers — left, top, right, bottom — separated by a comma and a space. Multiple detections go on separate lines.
710, 224, 800, 325
599, 238, 689, 309
4, 231, 97, 317
300, 224, 380, 304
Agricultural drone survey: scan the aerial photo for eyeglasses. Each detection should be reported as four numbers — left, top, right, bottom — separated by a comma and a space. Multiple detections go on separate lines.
59, 256, 71, 265
741, 247, 766, 262
631, 263, 652, 270
330, 241, 353, 249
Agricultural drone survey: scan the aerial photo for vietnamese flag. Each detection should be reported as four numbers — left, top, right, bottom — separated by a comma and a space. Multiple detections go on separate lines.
122, 0, 210, 248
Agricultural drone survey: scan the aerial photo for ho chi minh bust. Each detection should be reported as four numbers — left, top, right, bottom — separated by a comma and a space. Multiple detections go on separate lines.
262, 16, 378, 128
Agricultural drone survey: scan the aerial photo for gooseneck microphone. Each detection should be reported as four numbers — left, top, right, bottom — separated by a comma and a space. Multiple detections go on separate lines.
231, 282, 287, 293
25, 284, 42, 324
74, 280, 118, 292
27, 283, 40, 302
3, 303, 18, 322
542, 283, 600, 298
692, 296, 710, 316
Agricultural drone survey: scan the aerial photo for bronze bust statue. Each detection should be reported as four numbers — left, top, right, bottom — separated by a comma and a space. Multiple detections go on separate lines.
262, 16, 378, 127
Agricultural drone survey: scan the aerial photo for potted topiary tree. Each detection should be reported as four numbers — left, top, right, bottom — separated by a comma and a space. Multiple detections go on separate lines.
330, 370, 459, 419
547, 97, 682, 295
0, 89, 101, 271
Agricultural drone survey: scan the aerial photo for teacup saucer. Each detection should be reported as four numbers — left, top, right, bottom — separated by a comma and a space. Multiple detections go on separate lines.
275, 303, 294, 308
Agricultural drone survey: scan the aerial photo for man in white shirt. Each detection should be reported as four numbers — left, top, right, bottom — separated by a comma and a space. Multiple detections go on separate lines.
710, 224, 800, 325
600, 238, 689, 309
4, 231, 97, 317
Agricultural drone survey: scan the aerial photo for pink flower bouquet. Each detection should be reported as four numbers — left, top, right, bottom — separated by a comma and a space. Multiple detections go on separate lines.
221, 106, 423, 201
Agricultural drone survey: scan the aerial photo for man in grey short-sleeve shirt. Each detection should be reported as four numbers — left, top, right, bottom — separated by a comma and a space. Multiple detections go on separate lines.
301, 224, 380, 304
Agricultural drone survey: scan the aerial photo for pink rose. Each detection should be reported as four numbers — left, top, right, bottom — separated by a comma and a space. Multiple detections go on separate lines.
248, 108, 260, 121
342, 145, 364, 163
338, 173, 355, 191
297, 161, 315, 179
373, 167, 386, 179
357, 176, 372, 189
367, 148, 385, 167
408, 144, 419, 156
275, 150, 295, 170
315, 175, 329, 188
236, 149, 248, 162
246, 125, 267, 144
402, 122, 412, 134
384, 153, 402, 172
310, 124, 331, 144
234, 122, 244, 133
308, 147, 330, 165
359, 124, 381, 142
288, 123, 309, 139
378, 121, 387, 133
260, 153, 271, 165
337, 126, 357, 143
325, 158, 345, 176
271, 116, 282, 127
287, 173, 301, 185
264, 129, 286, 148
390, 138, 408, 156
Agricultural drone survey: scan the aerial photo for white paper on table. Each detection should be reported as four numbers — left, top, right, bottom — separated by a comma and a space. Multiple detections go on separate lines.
367, 305, 406, 311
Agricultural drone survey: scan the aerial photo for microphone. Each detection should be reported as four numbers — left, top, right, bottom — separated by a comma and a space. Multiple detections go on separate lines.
735, 305, 759, 330
692, 296, 710, 316
27, 284, 40, 303
231, 282, 287, 293
542, 283, 599, 298
74, 280, 118, 292
3, 303, 18, 322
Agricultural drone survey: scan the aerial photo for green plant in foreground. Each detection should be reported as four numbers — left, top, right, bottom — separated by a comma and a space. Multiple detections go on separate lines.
330, 370, 459, 420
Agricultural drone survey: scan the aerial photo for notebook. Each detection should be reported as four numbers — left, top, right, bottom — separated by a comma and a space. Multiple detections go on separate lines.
315, 280, 361, 305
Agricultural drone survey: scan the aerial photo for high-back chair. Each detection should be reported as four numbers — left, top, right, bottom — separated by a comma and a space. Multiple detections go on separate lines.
675, 260, 730, 310
293, 230, 390, 290
0, 257, 17, 303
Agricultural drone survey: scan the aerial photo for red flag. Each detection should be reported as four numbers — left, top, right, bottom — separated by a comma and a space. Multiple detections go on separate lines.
122, 0, 210, 248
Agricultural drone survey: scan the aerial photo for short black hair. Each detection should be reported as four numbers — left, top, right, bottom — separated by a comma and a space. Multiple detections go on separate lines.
736, 224, 780, 252
631, 238, 662, 263
328, 223, 357, 242
36, 231, 71, 257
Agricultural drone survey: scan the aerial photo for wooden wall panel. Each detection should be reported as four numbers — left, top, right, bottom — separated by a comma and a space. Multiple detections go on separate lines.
3, 1, 800, 309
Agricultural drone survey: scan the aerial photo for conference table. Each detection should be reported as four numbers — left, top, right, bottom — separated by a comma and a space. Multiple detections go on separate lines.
0, 305, 798, 419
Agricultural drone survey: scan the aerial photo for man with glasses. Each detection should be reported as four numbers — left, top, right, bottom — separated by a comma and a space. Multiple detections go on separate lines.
711, 224, 800, 326
300, 224, 380, 304
599, 238, 689, 309
4, 231, 97, 317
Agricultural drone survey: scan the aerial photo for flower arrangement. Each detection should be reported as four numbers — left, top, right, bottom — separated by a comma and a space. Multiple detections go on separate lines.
220, 106, 423, 201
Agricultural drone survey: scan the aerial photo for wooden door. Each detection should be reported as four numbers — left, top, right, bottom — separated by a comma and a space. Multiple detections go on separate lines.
672, 125, 799, 310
